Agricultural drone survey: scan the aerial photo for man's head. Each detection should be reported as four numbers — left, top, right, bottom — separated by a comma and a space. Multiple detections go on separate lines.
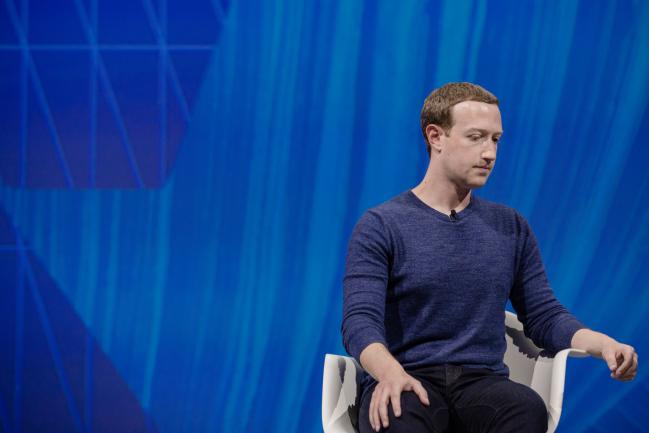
420, 82, 499, 157
420, 82, 503, 189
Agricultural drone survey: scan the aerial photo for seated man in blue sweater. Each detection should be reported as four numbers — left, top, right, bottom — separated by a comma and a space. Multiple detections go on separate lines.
341, 82, 638, 433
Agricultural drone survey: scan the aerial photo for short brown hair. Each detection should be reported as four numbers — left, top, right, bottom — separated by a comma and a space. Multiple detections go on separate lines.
420, 82, 499, 157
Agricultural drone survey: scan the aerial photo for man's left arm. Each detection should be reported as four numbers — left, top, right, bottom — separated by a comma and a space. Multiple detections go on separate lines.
571, 328, 638, 381
510, 212, 638, 382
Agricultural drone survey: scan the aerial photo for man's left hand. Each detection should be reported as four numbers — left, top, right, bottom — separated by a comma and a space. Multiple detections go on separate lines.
601, 340, 638, 381
572, 328, 638, 381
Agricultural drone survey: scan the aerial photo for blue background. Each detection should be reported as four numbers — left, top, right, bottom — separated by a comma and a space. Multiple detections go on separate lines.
1, 0, 648, 432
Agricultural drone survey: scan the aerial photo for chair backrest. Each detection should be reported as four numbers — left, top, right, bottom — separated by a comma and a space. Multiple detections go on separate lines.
322, 354, 361, 433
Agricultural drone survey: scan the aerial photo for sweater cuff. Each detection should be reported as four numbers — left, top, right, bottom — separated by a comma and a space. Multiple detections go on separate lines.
553, 316, 588, 353
346, 327, 387, 364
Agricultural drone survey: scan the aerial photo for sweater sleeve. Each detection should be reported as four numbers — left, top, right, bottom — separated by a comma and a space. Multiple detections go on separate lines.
341, 210, 391, 363
509, 214, 587, 354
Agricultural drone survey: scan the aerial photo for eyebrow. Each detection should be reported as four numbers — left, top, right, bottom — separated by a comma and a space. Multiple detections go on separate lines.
465, 128, 504, 136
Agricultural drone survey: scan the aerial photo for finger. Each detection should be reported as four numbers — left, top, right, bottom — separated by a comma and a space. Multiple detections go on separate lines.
603, 350, 619, 372
628, 355, 638, 373
379, 393, 390, 429
618, 369, 637, 381
412, 380, 430, 406
371, 387, 384, 431
615, 349, 634, 376
622, 365, 637, 380
611, 367, 637, 381
620, 357, 638, 380
391, 391, 402, 417
617, 362, 637, 379
373, 389, 384, 432
369, 390, 378, 431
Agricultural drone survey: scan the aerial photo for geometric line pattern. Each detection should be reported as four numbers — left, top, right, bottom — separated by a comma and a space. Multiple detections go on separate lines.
0, 0, 226, 188
0, 206, 156, 433
19, 234, 84, 433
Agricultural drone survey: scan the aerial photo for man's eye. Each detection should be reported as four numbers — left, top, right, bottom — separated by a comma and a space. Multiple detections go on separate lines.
470, 135, 481, 141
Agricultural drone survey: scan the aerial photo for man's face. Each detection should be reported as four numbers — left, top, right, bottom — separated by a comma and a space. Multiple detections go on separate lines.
437, 101, 502, 189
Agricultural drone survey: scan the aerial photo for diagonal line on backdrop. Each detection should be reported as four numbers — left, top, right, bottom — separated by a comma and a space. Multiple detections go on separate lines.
149, 0, 169, 184
95, 59, 145, 187
72, 0, 145, 187
141, 0, 191, 121
19, 0, 28, 188
13, 240, 25, 433
88, 0, 98, 187
84, 331, 94, 433
17, 236, 84, 433
86, 0, 99, 411
159, 0, 167, 186
27, 58, 76, 187
210, 0, 226, 22
4, 0, 76, 188
573, 372, 648, 433
164, 55, 191, 122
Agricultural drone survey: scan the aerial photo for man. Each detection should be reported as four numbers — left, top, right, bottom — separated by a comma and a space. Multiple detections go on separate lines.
341, 82, 638, 433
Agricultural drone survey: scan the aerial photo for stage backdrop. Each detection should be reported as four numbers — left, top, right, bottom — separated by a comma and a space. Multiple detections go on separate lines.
1, 0, 648, 432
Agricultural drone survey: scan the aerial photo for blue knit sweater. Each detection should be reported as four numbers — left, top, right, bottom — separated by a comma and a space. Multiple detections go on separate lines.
342, 190, 585, 381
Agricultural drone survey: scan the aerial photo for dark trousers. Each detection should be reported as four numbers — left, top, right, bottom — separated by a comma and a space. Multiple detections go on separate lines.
358, 364, 548, 433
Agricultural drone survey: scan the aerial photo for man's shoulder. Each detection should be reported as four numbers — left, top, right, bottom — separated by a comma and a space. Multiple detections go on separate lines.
362, 190, 415, 219
473, 196, 530, 235
350, 191, 415, 236
474, 195, 520, 217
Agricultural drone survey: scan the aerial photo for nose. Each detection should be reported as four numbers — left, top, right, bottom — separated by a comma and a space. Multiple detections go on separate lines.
481, 141, 497, 163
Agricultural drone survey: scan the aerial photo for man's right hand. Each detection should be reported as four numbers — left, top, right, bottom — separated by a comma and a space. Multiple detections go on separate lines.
369, 367, 430, 432
359, 342, 431, 431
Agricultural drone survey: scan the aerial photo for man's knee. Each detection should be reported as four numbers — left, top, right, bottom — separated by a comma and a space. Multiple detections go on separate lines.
454, 379, 547, 433
359, 389, 449, 433
388, 392, 448, 433
518, 388, 547, 431
491, 383, 548, 432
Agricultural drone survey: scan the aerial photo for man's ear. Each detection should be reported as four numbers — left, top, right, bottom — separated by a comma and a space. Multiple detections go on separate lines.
425, 124, 445, 154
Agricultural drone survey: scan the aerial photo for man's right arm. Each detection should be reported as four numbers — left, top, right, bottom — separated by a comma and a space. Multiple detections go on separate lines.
342, 211, 429, 431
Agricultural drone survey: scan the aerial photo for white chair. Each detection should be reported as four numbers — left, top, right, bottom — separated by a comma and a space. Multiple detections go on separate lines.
322, 311, 588, 433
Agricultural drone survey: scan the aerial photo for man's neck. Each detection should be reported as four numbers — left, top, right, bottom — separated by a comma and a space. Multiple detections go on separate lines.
411, 170, 472, 215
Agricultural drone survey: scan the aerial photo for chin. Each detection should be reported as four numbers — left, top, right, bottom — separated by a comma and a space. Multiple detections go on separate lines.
467, 179, 488, 189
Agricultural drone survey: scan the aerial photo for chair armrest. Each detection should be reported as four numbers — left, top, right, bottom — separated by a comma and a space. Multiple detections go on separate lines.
547, 348, 589, 431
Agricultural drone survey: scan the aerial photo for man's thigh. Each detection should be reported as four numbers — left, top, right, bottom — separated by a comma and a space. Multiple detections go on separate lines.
450, 371, 547, 433
358, 380, 450, 433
